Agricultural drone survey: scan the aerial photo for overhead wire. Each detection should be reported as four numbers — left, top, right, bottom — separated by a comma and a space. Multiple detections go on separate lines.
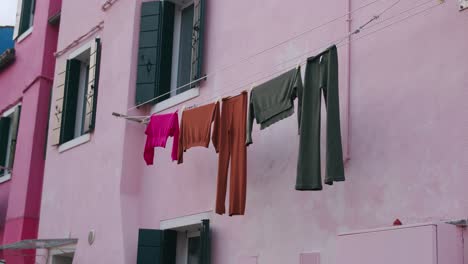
347, 0, 443, 43
167, 0, 444, 111
122, 0, 444, 119
127, 0, 388, 111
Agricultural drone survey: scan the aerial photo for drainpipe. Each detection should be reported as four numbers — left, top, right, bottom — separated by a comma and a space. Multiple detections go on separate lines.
345, 0, 352, 163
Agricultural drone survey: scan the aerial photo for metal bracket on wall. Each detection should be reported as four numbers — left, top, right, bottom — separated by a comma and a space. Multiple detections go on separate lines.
459, 0, 468, 10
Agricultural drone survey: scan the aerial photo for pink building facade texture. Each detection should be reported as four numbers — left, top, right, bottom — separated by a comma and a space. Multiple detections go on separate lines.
36, 0, 468, 263
0, 0, 61, 263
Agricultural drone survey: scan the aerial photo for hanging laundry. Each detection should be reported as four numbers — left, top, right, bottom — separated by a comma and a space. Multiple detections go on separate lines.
216, 91, 248, 216
296, 45, 345, 191
177, 102, 220, 164
246, 67, 303, 145
144, 111, 179, 165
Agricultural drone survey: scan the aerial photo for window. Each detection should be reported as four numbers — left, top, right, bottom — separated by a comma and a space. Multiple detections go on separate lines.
49, 38, 102, 147
49, 246, 75, 264
0, 104, 21, 179
186, 231, 201, 264
62, 51, 90, 142
135, 0, 206, 107
52, 252, 74, 264
172, 1, 195, 95
136, 219, 210, 264
13, 0, 36, 39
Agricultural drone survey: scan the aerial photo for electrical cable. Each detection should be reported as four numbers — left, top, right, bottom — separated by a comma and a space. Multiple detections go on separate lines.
120, 0, 444, 120
127, 0, 388, 110
165, 0, 444, 111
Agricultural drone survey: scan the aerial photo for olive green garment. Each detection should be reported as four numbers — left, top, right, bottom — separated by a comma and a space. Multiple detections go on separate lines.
296, 45, 345, 191
246, 67, 303, 146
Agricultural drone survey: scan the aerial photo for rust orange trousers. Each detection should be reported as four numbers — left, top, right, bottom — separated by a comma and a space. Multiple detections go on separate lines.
215, 91, 248, 216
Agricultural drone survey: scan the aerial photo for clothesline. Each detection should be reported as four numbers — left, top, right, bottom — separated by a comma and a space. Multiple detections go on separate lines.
172, 0, 442, 109
115, 0, 443, 123
126, 0, 390, 111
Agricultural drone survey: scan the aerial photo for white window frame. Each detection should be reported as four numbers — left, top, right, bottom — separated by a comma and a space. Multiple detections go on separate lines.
74, 60, 90, 138
0, 103, 22, 183
14, 0, 35, 42
186, 230, 201, 264
151, 0, 199, 114
16, 26, 33, 43
48, 244, 76, 264
57, 40, 96, 151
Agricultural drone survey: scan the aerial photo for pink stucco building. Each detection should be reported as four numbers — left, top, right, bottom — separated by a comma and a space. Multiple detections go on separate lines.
0, 0, 61, 263
37, 0, 468, 263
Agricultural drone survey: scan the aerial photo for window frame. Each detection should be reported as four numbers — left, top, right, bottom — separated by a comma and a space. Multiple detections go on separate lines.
170, 1, 195, 94
153, 0, 199, 113
186, 231, 201, 264
148, 0, 202, 113
159, 211, 211, 264
0, 103, 22, 183
57, 40, 95, 150
14, 0, 35, 42
48, 244, 76, 264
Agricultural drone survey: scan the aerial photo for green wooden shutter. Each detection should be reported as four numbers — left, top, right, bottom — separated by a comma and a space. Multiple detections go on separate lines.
0, 117, 11, 174
60, 59, 81, 144
7, 106, 21, 170
190, 0, 206, 85
135, 1, 175, 106
137, 229, 177, 264
200, 219, 211, 264
83, 38, 102, 133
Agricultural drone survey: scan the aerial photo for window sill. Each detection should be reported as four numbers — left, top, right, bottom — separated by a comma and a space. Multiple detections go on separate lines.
58, 133, 91, 153
16, 27, 33, 43
151, 88, 199, 113
0, 173, 12, 184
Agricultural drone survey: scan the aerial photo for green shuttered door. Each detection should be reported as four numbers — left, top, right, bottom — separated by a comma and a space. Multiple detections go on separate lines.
136, 1, 175, 106
200, 219, 211, 264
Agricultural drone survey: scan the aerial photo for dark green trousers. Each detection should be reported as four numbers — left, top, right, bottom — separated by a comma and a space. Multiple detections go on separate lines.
296, 45, 345, 191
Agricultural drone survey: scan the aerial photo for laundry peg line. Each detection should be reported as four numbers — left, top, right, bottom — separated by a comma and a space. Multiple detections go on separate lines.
113, 0, 443, 124
124, 0, 389, 112
146, 0, 441, 112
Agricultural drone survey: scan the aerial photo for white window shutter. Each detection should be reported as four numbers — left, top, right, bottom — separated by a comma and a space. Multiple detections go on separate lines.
50, 60, 67, 146
83, 38, 101, 133
13, 0, 24, 39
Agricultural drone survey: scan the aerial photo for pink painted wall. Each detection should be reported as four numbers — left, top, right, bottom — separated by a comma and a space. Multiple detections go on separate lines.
0, 0, 60, 262
38, 0, 468, 264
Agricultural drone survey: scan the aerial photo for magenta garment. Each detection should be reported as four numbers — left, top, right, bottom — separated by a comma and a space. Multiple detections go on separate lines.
144, 112, 180, 165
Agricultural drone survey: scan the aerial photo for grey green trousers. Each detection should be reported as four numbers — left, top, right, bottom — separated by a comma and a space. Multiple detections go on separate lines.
296, 45, 345, 191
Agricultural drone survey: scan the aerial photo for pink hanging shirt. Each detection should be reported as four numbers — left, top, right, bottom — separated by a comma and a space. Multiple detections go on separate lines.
144, 112, 179, 165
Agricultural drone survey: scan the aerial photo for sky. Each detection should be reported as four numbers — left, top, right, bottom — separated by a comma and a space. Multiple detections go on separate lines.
0, 0, 17, 26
